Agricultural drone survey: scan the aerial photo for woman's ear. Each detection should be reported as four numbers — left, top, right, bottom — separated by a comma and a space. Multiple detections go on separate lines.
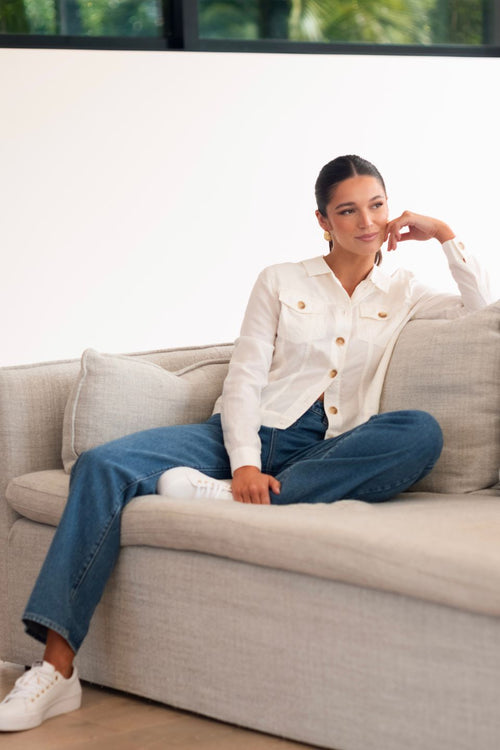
315, 209, 330, 232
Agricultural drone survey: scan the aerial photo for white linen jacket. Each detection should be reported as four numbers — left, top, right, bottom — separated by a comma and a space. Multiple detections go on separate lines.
216, 239, 492, 474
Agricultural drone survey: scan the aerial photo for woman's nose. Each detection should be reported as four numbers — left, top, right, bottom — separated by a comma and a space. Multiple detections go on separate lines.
358, 211, 372, 228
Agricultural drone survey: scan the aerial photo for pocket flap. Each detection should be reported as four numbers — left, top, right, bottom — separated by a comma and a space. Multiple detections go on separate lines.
359, 303, 391, 321
279, 290, 326, 315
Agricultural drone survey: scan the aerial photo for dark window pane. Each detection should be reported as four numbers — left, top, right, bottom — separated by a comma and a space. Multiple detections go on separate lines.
0, 0, 165, 35
1, 0, 497, 46
198, 0, 490, 46
431, 0, 484, 44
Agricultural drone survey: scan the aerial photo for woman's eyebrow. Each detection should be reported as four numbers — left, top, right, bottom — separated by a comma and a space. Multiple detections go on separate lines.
335, 194, 385, 210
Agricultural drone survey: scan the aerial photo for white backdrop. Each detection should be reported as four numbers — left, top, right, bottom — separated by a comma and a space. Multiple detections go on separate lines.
1, 48, 499, 366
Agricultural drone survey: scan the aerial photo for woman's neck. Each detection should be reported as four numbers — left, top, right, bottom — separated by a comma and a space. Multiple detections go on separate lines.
323, 249, 376, 297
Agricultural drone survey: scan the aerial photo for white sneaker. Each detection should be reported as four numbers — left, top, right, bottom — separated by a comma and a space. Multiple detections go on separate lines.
0, 661, 82, 732
157, 466, 233, 500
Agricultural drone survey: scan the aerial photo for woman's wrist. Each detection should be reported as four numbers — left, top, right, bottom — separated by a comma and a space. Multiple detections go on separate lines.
435, 222, 455, 244
233, 465, 261, 477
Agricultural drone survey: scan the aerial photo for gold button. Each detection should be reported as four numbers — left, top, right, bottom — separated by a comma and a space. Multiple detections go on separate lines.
297, 300, 306, 309
329, 406, 338, 415
336, 337, 345, 346
378, 311, 388, 319
329, 369, 338, 378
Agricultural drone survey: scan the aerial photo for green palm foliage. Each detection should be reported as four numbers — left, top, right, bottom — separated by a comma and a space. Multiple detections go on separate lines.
0, 0, 30, 31
0, 0, 162, 33
199, 0, 484, 45
288, 0, 435, 43
79, 0, 161, 36
200, 0, 259, 38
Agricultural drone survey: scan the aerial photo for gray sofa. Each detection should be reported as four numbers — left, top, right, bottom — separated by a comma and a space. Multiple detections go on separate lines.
1, 300, 499, 750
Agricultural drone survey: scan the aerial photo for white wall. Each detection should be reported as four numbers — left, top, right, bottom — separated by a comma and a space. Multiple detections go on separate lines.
1, 48, 499, 366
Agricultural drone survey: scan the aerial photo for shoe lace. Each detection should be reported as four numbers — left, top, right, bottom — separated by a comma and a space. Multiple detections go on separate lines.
192, 477, 232, 499
3, 663, 56, 703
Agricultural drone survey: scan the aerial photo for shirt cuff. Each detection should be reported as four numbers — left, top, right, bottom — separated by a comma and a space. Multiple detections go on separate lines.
441, 237, 468, 265
229, 447, 262, 475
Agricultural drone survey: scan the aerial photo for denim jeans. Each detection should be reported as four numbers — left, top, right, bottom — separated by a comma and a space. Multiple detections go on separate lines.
23, 403, 442, 653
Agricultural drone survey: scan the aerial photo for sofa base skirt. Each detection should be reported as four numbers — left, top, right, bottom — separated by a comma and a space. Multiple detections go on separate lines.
7, 517, 500, 750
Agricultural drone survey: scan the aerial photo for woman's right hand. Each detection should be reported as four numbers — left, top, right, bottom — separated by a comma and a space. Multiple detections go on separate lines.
385, 211, 455, 251
232, 466, 281, 505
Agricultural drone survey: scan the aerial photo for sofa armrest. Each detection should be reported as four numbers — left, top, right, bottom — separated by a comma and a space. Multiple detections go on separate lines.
0, 357, 80, 657
0, 358, 81, 487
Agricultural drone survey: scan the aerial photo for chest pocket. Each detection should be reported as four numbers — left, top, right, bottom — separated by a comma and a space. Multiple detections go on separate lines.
278, 290, 328, 343
358, 302, 403, 344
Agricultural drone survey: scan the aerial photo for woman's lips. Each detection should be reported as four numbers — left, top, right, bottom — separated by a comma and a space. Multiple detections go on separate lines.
356, 233, 379, 241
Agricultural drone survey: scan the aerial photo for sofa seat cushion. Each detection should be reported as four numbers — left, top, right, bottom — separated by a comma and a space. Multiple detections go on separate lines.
7, 469, 500, 619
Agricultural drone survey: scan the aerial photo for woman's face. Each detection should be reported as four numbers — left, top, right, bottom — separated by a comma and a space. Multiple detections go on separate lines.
316, 175, 388, 260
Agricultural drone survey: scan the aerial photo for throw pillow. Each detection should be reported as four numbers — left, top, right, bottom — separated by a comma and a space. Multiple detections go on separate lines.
380, 301, 500, 494
62, 349, 230, 473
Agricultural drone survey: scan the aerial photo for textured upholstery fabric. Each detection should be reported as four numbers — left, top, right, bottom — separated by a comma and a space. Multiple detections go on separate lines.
8, 519, 500, 750
6, 470, 70, 527
381, 301, 500, 493
7, 469, 500, 617
61, 349, 230, 472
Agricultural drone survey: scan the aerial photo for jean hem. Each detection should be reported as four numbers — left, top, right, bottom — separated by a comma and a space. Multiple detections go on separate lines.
23, 612, 78, 654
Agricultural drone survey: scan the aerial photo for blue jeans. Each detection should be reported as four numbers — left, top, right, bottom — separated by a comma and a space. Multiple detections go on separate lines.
23, 404, 442, 653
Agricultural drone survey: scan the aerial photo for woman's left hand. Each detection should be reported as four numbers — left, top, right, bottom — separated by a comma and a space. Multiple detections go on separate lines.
385, 211, 455, 252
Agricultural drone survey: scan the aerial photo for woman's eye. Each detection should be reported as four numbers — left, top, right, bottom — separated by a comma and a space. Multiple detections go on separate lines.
339, 209, 354, 216
372, 202, 384, 209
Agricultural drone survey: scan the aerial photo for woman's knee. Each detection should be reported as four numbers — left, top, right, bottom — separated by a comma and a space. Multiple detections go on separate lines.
377, 409, 443, 462
404, 409, 443, 462
71, 441, 120, 479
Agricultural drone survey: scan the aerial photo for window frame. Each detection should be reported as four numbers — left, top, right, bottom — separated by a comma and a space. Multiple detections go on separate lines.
1, 0, 499, 55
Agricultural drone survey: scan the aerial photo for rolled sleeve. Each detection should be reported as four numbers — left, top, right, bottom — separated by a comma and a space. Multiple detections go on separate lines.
441, 238, 492, 311
412, 238, 492, 320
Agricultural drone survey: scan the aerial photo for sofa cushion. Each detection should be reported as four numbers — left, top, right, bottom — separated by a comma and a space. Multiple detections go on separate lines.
62, 349, 230, 473
380, 301, 500, 493
6, 469, 500, 619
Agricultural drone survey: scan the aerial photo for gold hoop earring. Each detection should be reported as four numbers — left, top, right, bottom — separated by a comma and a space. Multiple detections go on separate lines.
323, 231, 332, 242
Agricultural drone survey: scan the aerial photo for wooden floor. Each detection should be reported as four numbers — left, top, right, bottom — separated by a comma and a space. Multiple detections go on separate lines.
0, 662, 319, 749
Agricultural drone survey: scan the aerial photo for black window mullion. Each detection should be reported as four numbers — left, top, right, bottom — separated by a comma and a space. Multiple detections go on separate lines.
170, 0, 197, 49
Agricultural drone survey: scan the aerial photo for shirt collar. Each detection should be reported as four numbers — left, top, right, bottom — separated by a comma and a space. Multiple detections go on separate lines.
367, 263, 391, 294
302, 256, 391, 294
302, 256, 331, 277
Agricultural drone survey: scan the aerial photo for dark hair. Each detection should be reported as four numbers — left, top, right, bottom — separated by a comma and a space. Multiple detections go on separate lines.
315, 155, 386, 265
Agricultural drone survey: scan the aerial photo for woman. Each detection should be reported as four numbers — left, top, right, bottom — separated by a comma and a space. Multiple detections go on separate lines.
0, 155, 491, 732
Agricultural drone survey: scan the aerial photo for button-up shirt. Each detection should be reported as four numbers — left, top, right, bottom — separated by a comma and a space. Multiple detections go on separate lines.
217, 239, 492, 473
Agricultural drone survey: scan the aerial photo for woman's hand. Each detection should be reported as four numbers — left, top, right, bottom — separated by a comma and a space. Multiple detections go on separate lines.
232, 466, 281, 505
385, 211, 455, 252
